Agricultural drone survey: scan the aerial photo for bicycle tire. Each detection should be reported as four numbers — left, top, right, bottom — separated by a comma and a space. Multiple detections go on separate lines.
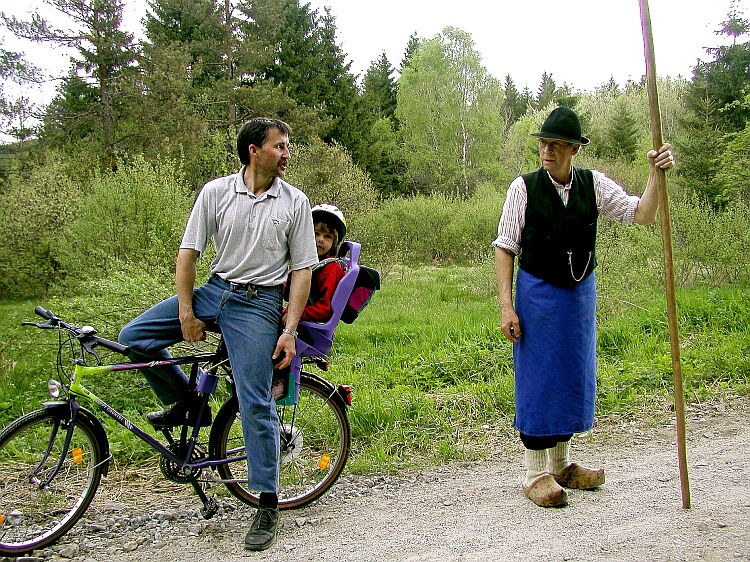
209, 372, 351, 510
0, 408, 105, 556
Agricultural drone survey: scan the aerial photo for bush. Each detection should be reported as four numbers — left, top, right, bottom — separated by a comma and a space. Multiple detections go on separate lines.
0, 156, 81, 299
57, 155, 193, 282
285, 138, 379, 239
354, 184, 505, 268
670, 195, 750, 286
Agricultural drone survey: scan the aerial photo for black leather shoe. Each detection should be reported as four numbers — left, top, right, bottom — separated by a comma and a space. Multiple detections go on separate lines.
244, 507, 279, 551
146, 400, 212, 428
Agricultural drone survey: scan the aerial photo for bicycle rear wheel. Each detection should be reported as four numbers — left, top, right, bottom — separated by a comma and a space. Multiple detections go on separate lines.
0, 409, 104, 556
210, 372, 351, 509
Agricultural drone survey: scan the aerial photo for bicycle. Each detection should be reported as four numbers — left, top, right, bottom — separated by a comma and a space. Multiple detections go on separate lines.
0, 306, 352, 556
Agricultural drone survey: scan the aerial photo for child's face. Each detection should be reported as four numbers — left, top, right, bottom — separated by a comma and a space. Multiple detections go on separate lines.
314, 222, 336, 258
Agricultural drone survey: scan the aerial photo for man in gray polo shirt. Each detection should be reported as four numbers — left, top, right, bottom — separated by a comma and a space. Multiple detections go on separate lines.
119, 117, 318, 551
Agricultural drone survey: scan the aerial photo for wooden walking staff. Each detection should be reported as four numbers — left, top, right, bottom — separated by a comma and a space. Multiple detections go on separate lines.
638, 0, 691, 509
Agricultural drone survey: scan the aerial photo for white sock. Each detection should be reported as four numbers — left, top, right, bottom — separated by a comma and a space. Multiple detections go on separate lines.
548, 441, 571, 475
524, 448, 549, 485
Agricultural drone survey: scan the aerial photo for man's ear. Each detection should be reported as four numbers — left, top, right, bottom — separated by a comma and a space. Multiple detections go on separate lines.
248, 144, 259, 159
571, 145, 581, 156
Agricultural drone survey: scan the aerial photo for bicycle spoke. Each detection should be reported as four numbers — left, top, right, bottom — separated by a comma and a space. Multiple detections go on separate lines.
0, 411, 103, 556
212, 374, 350, 509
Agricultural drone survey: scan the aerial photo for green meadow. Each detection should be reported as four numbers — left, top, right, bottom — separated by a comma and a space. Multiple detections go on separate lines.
1, 261, 747, 474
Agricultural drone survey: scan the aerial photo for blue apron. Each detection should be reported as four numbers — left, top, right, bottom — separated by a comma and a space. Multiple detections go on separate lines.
513, 268, 597, 436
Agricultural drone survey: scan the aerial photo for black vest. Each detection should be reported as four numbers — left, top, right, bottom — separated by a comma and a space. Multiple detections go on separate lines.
518, 167, 598, 288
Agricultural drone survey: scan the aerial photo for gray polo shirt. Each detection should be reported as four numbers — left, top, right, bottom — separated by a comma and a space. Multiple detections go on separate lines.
180, 169, 318, 286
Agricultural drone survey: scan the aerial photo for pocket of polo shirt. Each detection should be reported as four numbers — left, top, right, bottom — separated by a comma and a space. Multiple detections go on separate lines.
262, 216, 291, 250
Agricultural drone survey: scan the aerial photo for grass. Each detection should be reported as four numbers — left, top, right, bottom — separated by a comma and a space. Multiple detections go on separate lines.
1, 263, 748, 477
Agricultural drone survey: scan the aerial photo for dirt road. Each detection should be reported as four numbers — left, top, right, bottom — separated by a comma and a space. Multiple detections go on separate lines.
12, 396, 749, 562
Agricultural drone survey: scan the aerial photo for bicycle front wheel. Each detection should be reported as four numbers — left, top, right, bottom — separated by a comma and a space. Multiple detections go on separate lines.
0, 409, 104, 556
210, 373, 351, 509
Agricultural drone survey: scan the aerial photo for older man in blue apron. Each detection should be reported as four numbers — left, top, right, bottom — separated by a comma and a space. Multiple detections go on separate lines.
493, 107, 675, 507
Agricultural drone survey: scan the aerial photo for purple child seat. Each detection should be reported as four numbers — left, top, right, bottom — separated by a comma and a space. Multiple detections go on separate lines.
279, 241, 360, 405
298, 241, 361, 356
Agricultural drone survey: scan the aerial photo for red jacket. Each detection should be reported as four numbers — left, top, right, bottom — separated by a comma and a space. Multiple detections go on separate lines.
284, 260, 346, 322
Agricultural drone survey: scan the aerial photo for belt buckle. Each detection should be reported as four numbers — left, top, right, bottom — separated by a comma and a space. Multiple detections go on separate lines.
246, 285, 254, 298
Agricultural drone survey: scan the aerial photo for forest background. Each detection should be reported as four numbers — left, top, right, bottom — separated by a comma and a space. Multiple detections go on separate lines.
0, 0, 748, 471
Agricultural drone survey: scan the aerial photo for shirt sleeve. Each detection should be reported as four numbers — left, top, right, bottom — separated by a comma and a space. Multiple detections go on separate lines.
492, 176, 527, 256
593, 170, 640, 225
180, 184, 216, 253
301, 262, 346, 322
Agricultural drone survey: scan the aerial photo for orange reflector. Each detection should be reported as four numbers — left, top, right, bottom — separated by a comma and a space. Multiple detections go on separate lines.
318, 454, 331, 470
0, 514, 5, 525
72, 447, 83, 464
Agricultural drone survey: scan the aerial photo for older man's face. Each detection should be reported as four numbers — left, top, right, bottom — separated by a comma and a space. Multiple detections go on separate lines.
538, 138, 579, 183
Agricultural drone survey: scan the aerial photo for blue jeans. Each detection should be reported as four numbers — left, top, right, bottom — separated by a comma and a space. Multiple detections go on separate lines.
119, 275, 282, 493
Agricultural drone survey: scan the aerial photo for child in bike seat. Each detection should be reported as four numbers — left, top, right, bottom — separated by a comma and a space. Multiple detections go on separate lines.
282, 203, 347, 324
274, 204, 347, 399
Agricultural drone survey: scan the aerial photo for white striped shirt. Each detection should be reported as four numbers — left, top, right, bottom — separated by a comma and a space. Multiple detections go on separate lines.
492, 167, 640, 256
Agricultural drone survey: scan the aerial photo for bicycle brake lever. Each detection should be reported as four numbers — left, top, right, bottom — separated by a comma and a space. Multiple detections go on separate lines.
21, 320, 55, 329
83, 344, 102, 364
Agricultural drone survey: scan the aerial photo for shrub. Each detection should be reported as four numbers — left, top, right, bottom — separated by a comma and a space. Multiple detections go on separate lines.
355, 184, 505, 268
285, 138, 379, 239
57, 155, 193, 282
670, 195, 750, 286
0, 156, 81, 299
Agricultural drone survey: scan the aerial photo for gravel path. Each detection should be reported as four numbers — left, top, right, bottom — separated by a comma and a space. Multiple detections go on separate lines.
6, 395, 749, 562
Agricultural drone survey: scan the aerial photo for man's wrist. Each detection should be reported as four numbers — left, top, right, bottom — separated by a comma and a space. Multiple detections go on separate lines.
282, 327, 298, 338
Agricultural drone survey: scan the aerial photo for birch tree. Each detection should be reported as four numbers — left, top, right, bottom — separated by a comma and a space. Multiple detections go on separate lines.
396, 27, 504, 198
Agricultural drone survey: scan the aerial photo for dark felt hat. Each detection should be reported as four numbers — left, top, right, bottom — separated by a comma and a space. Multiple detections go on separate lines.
529, 107, 590, 145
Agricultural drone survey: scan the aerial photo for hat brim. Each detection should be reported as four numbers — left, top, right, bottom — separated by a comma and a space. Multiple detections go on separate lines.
529, 131, 590, 146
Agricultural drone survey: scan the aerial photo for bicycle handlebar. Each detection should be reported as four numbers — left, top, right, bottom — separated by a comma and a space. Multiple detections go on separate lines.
22, 306, 130, 355
35, 305, 55, 320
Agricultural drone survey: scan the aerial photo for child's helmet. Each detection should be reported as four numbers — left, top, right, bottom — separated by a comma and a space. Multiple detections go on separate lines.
311, 204, 347, 241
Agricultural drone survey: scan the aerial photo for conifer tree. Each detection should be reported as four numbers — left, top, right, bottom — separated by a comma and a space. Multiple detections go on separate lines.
0, 47, 40, 144
3, 0, 136, 169
501, 74, 527, 131
607, 98, 639, 162
678, 0, 750, 206
362, 52, 397, 121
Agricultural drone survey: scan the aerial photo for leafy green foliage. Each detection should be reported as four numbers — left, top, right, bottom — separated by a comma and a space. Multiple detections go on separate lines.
501, 74, 529, 131
500, 106, 550, 176
143, 0, 226, 87
354, 184, 505, 268
669, 195, 750, 286
396, 27, 505, 198
678, 6, 750, 206
361, 52, 398, 121
0, 156, 81, 299
285, 138, 378, 235
606, 98, 639, 161
357, 117, 408, 198
57, 155, 193, 281
4, 0, 137, 168
0, 47, 40, 143
248, 0, 360, 152
716, 91, 750, 203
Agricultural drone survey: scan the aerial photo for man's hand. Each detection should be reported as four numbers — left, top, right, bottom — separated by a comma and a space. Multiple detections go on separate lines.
502, 303, 521, 343
648, 142, 674, 170
180, 314, 206, 342
272, 332, 296, 370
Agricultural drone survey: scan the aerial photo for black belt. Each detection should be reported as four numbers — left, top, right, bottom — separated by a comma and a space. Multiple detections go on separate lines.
213, 274, 283, 294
